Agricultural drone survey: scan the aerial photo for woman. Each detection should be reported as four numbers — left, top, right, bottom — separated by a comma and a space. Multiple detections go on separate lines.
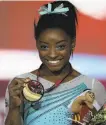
4, 1, 106, 125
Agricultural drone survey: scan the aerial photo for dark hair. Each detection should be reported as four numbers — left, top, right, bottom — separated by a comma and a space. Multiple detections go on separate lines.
34, 1, 78, 41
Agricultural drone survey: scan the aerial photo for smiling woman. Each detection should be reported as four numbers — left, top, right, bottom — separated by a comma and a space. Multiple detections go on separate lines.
4, 1, 106, 125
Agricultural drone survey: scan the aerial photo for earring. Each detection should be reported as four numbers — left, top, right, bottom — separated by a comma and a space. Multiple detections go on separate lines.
72, 46, 75, 51
72, 43, 75, 51
70, 42, 75, 56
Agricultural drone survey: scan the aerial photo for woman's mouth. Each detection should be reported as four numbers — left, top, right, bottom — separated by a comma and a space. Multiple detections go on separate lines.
45, 59, 62, 66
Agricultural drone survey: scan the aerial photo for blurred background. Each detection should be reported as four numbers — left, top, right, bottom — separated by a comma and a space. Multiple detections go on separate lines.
0, 0, 106, 124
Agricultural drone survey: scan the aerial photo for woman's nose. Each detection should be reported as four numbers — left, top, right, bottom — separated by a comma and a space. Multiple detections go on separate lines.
49, 48, 57, 58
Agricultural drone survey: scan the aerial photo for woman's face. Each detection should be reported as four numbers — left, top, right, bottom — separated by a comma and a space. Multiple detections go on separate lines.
36, 28, 73, 72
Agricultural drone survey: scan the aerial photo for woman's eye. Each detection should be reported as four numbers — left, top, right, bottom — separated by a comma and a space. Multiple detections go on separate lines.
40, 45, 48, 50
56, 45, 66, 50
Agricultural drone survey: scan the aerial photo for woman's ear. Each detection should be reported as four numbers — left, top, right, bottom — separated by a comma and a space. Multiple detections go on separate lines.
70, 38, 76, 56
72, 42, 75, 51
36, 40, 39, 50
72, 38, 76, 50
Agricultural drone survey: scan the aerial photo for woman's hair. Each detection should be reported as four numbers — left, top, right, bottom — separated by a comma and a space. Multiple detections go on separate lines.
34, 0, 78, 41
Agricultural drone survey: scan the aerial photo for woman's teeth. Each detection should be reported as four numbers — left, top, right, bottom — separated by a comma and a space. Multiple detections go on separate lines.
47, 60, 60, 64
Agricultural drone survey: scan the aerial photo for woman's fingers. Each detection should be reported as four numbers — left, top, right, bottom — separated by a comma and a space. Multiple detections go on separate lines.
9, 77, 31, 88
23, 77, 31, 83
10, 90, 21, 96
8, 77, 31, 98
9, 78, 23, 88
84, 101, 94, 109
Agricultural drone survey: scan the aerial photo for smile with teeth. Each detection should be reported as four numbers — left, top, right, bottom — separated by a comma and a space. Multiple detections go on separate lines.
46, 59, 61, 64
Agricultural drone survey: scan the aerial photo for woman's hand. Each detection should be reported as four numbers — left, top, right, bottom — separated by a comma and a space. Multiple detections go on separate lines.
71, 91, 95, 113
71, 96, 87, 113
8, 77, 31, 109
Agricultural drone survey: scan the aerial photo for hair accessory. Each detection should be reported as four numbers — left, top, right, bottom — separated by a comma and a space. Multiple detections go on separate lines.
39, 3, 69, 16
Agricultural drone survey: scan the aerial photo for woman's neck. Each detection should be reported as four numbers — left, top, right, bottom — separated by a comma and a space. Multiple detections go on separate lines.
39, 62, 73, 77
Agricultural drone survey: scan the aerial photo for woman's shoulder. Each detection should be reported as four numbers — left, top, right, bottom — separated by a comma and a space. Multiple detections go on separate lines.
72, 70, 106, 93
69, 69, 103, 88
82, 74, 105, 89
8, 69, 39, 83
72, 69, 104, 89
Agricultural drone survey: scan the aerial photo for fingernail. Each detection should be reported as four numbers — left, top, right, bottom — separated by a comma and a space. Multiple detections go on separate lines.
24, 83, 26, 87
25, 78, 30, 82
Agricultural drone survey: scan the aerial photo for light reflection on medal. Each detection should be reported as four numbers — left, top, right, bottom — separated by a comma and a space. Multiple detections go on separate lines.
23, 80, 44, 102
